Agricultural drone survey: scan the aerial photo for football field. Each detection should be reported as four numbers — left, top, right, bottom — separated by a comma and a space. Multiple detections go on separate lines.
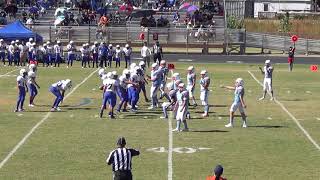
0, 62, 319, 180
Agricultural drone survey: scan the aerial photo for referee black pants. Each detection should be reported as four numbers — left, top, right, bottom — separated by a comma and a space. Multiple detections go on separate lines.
113, 170, 132, 180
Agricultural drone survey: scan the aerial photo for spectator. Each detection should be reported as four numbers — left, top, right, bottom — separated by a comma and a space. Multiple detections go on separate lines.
114, 11, 121, 24
106, 137, 140, 180
172, 11, 180, 26
148, 15, 156, 27
98, 14, 109, 27
206, 165, 227, 180
157, 15, 168, 27
140, 15, 149, 29
26, 17, 34, 29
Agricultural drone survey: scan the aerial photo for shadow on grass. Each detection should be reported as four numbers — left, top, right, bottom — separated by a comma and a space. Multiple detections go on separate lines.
65, 107, 96, 110
190, 129, 229, 133
281, 98, 304, 101
210, 105, 228, 107
249, 125, 287, 129
217, 114, 242, 117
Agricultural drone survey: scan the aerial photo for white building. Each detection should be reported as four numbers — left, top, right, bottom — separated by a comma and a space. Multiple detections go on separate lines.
254, 0, 313, 18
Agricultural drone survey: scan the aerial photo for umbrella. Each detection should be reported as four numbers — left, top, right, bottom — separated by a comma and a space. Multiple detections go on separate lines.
179, 2, 191, 10
54, 7, 67, 16
119, 5, 126, 11
131, 10, 156, 18
29, 6, 39, 14
187, 5, 198, 13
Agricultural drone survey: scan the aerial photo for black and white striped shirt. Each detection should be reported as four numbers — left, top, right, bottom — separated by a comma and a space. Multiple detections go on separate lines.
106, 148, 140, 172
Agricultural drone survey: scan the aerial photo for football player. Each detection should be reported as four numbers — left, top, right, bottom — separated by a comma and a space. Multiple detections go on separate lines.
187, 66, 197, 107
221, 78, 247, 128
27, 64, 40, 107
200, 70, 210, 117
173, 83, 189, 132
259, 59, 274, 101
15, 69, 28, 112
100, 72, 118, 118
49, 79, 72, 111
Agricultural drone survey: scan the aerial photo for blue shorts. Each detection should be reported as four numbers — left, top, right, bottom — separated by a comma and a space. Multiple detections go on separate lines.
28, 84, 38, 96
103, 91, 116, 108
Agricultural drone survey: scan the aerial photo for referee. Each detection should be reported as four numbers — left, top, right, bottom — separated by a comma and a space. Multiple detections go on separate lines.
106, 137, 140, 180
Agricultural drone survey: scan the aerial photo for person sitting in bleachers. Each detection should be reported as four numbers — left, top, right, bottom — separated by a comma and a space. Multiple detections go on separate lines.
148, 15, 156, 27
98, 14, 109, 27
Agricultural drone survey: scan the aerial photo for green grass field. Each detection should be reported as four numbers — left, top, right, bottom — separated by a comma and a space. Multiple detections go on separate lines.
0, 62, 319, 180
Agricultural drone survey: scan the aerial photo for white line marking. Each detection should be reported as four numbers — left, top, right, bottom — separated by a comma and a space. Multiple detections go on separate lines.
0, 68, 18, 77
0, 69, 99, 169
226, 61, 243, 64
168, 112, 173, 180
177, 59, 193, 62
248, 71, 320, 151
316, 118, 320, 121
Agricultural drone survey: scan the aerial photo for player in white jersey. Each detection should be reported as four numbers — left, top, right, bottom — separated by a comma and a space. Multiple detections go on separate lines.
123, 44, 132, 68
27, 64, 40, 107
148, 63, 161, 109
115, 45, 122, 68
66, 41, 76, 68
186, 66, 197, 107
259, 59, 274, 101
0, 39, 6, 66
200, 70, 210, 117
91, 41, 99, 68
46, 41, 54, 67
80, 44, 90, 68
100, 72, 118, 118
158, 60, 169, 100
15, 69, 28, 112
117, 69, 136, 112
138, 61, 149, 102
53, 41, 63, 67
172, 83, 189, 132
221, 78, 247, 128
160, 83, 178, 119
49, 79, 72, 111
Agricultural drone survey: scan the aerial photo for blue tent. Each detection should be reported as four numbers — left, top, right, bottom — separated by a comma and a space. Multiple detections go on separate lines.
0, 20, 43, 43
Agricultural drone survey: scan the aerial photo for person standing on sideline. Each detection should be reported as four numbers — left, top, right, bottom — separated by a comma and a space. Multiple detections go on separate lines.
206, 165, 227, 180
106, 137, 140, 180
186, 66, 197, 107
200, 70, 210, 117
288, 45, 295, 72
221, 78, 247, 128
115, 45, 122, 68
173, 83, 189, 132
152, 41, 163, 64
54, 41, 63, 67
123, 44, 132, 68
19, 41, 28, 67
0, 39, 6, 66
15, 69, 28, 112
80, 44, 90, 68
40, 43, 48, 67
140, 42, 151, 68
91, 41, 99, 68
66, 41, 76, 68
148, 63, 161, 109
8, 41, 15, 66
107, 44, 114, 68
259, 59, 274, 101
46, 41, 54, 67
99, 42, 108, 68
14, 40, 21, 66
26, 38, 33, 60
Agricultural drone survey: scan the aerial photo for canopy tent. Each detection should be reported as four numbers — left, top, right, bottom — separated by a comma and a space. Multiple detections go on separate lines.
0, 20, 43, 43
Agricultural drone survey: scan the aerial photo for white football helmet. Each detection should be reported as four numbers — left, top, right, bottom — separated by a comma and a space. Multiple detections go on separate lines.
187, 66, 194, 71
106, 72, 112, 79
160, 60, 166, 65
19, 69, 27, 76
29, 64, 36, 72
28, 71, 36, 78
64, 79, 72, 89
200, 70, 207, 75
139, 61, 145, 67
122, 69, 130, 75
98, 68, 105, 76
236, 78, 244, 87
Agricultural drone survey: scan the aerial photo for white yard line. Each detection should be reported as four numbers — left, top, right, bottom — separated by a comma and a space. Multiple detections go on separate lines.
248, 70, 320, 151
0, 69, 99, 170
168, 112, 173, 180
0, 68, 18, 77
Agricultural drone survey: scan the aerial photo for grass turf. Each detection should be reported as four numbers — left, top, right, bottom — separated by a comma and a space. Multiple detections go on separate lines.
0, 62, 319, 180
